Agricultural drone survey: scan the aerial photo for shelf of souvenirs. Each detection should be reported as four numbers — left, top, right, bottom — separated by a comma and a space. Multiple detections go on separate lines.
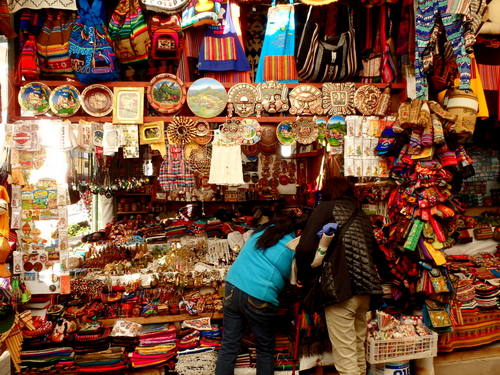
98, 312, 224, 326
16, 80, 407, 90
8, 114, 384, 123
464, 206, 500, 217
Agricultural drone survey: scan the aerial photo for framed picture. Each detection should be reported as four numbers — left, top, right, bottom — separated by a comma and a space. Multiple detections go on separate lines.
113, 87, 144, 124
139, 121, 165, 145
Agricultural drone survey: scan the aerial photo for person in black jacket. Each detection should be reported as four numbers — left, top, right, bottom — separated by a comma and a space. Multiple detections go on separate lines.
296, 177, 382, 375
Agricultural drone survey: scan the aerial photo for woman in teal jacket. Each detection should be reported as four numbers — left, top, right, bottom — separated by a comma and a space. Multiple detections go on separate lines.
216, 208, 308, 375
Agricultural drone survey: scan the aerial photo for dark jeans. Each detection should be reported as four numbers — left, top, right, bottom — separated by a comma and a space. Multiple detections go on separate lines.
215, 282, 277, 375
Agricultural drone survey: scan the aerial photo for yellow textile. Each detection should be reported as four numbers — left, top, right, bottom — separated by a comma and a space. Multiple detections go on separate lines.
0, 186, 9, 238
438, 54, 489, 119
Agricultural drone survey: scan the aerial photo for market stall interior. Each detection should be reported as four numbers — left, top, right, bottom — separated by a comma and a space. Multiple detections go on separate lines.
0, 0, 499, 374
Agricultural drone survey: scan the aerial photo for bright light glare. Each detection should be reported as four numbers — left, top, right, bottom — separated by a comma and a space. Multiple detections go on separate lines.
280, 145, 293, 158
29, 120, 68, 185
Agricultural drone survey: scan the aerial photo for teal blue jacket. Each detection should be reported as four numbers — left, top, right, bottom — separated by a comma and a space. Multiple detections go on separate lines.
226, 230, 295, 306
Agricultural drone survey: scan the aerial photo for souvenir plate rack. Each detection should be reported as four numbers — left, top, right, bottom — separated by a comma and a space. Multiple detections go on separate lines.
9, 81, 406, 123
99, 312, 224, 327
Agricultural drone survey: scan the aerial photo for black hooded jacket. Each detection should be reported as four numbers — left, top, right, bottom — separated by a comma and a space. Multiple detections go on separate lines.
296, 198, 382, 306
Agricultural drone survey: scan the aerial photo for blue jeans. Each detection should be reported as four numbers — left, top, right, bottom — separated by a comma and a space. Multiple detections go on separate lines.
216, 282, 277, 375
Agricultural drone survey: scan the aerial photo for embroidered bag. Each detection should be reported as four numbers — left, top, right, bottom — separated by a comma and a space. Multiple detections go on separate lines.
36, 11, 75, 78
297, 5, 357, 82
69, 0, 120, 83
108, 0, 151, 65
360, 7, 382, 82
255, 0, 298, 83
198, 1, 250, 72
18, 35, 40, 80
150, 14, 182, 60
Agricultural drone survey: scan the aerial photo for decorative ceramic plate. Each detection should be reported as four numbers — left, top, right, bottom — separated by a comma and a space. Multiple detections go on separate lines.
220, 119, 244, 143
187, 78, 227, 118
292, 118, 318, 145
49, 85, 81, 117
240, 119, 261, 145
194, 120, 210, 136
326, 116, 347, 146
18, 82, 51, 115
316, 118, 327, 145
147, 73, 186, 114
227, 83, 257, 117
354, 84, 382, 116
80, 84, 113, 117
276, 121, 296, 145
322, 82, 356, 116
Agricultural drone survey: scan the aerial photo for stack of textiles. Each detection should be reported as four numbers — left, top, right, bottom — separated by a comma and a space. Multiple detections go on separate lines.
178, 329, 200, 351
75, 347, 127, 372
455, 278, 478, 312
274, 334, 295, 372
234, 353, 251, 368
129, 323, 178, 369
72, 322, 110, 354
175, 347, 217, 375
200, 325, 222, 349
110, 319, 142, 351
20, 347, 75, 371
475, 282, 500, 309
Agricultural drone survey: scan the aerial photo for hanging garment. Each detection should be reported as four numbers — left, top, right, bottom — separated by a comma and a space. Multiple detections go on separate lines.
415, 0, 471, 99
198, 1, 250, 72
255, 0, 298, 83
158, 145, 195, 191
8, 0, 77, 13
208, 130, 244, 186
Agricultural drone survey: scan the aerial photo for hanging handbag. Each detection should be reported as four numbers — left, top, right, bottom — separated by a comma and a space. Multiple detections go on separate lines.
381, 5, 397, 83
255, 0, 298, 83
108, 0, 151, 65
297, 5, 357, 82
141, 0, 190, 14
36, 11, 75, 78
69, 0, 120, 83
198, 1, 250, 72
360, 7, 382, 82
150, 14, 182, 60
18, 35, 40, 80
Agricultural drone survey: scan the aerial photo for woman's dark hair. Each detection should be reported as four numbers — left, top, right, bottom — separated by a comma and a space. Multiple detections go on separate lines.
321, 177, 355, 201
255, 207, 309, 250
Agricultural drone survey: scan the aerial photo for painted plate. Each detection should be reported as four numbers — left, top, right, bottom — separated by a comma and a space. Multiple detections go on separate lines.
187, 78, 227, 118
292, 118, 318, 145
147, 73, 186, 114
326, 115, 347, 146
240, 119, 261, 145
49, 85, 81, 117
276, 121, 296, 145
80, 84, 113, 117
18, 82, 51, 115
316, 118, 327, 145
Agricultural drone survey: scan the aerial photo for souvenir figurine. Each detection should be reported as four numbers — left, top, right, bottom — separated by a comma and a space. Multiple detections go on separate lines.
227, 83, 258, 117
288, 84, 323, 116
255, 81, 289, 116
322, 82, 356, 116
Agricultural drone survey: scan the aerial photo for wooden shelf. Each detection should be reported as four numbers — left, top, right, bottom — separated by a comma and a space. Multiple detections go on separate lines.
464, 206, 500, 216
116, 211, 151, 215
99, 312, 224, 326
19, 80, 406, 90
116, 193, 152, 196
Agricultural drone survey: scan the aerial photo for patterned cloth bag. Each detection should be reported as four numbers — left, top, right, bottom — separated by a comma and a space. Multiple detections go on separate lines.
198, 1, 250, 72
69, 0, 120, 83
297, 5, 357, 82
37, 10, 75, 77
108, 0, 151, 65
255, 0, 298, 83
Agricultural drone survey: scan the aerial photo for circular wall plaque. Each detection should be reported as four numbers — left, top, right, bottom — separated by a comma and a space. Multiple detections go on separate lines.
18, 82, 51, 115
187, 78, 227, 118
49, 85, 81, 117
147, 73, 186, 114
81, 84, 113, 117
